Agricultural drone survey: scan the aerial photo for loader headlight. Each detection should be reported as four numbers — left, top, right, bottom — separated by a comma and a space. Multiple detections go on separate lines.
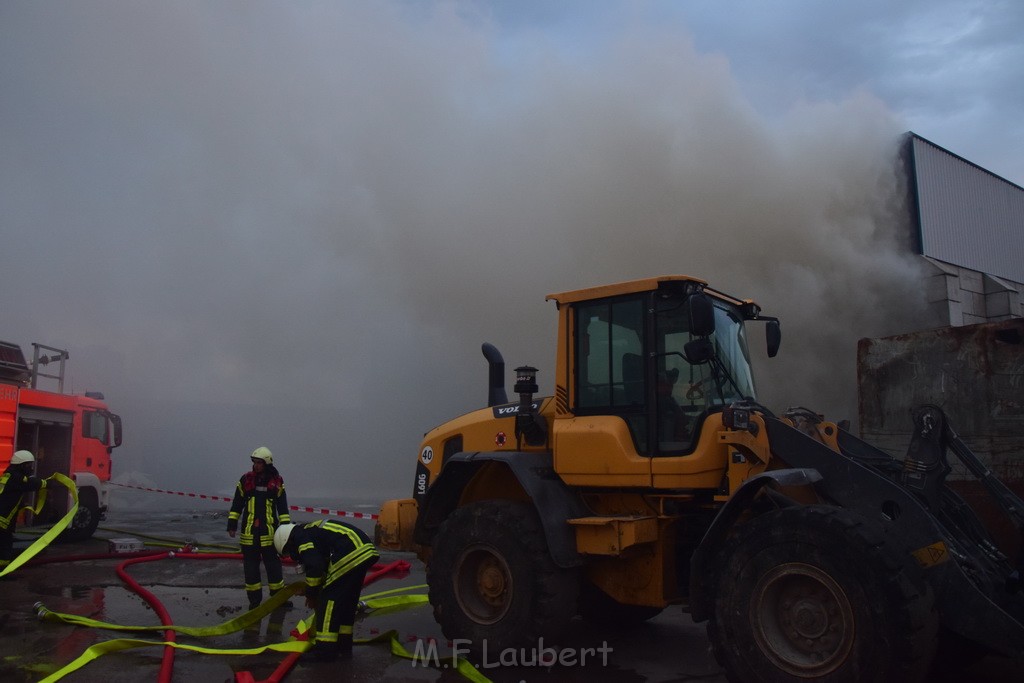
723, 406, 748, 429
722, 404, 756, 434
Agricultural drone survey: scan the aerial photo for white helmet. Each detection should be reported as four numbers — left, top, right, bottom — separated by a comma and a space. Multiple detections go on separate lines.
251, 446, 273, 464
274, 523, 296, 555
11, 450, 35, 466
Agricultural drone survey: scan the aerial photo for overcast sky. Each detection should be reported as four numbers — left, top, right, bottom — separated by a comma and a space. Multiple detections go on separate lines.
2, 1, 1020, 506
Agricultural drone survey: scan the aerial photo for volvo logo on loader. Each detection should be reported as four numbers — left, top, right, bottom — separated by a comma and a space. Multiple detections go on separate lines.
493, 402, 539, 418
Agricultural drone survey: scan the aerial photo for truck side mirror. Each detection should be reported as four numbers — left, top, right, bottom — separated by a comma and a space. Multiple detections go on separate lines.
689, 293, 716, 337
111, 414, 123, 448
766, 320, 781, 358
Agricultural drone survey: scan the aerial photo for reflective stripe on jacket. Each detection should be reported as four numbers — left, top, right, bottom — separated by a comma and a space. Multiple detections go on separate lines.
227, 472, 290, 546
290, 519, 378, 596
0, 469, 46, 531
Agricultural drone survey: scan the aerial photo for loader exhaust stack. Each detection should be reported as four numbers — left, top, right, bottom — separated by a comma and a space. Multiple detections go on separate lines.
482, 342, 508, 407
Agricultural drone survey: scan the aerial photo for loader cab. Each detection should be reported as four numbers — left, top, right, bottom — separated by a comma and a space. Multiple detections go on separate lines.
572, 285, 756, 456
547, 277, 777, 487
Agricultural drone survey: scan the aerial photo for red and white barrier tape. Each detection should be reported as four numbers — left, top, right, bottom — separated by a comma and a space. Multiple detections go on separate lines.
287, 504, 378, 519
110, 482, 379, 520
110, 482, 232, 502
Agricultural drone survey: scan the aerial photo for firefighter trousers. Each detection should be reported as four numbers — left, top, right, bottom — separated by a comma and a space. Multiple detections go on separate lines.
241, 542, 284, 607
0, 527, 15, 566
312, 557, 374, 652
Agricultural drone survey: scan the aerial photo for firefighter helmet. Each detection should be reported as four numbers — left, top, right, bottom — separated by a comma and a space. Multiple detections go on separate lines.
11, 450, 35, 466
251, 446, 273, 464
274, 523, 296, 555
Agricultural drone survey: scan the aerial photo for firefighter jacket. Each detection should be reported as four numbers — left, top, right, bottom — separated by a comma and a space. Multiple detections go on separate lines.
287, 519, 379, 600
0, 466, 46, 532
227, 470, 290, 547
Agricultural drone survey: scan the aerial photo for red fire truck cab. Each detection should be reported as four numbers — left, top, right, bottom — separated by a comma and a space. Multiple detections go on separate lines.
0, 340, 122, 540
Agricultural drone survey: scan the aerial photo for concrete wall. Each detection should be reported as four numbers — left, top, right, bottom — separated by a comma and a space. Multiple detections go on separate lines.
923, 256, 1024, 328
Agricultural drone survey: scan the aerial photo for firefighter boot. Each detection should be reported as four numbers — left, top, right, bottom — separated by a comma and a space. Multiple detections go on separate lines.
337, 633, 353, 660
304, 640, 338, 663
247, 589, 262, 610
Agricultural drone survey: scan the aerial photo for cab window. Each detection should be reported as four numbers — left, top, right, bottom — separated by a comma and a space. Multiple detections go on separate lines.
575, 296, 648, 452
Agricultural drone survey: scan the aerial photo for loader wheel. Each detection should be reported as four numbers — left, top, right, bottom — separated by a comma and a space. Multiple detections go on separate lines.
60, 488, 101, 542
929, 627, 991, 676
427, 500, 579, 655
578, 580, 664, 627
708, 505, 937, 683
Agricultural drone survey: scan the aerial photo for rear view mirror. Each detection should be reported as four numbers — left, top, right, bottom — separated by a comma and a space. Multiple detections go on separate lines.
766, 319, 781, 358
111, 414, 123, 448
684, 338, 715, 365
688, 293, 715, 337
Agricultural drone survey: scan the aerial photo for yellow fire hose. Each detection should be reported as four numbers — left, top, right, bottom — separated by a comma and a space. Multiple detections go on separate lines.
33, 584, 489, 683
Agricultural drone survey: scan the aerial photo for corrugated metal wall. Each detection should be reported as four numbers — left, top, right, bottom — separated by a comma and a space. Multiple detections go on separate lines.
909, 134, 1024, 283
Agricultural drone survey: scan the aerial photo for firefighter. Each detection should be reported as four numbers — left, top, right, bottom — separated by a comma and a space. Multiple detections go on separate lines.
227, 446, 291, 609
0, 450, 47, 568
273, 519, 379, 662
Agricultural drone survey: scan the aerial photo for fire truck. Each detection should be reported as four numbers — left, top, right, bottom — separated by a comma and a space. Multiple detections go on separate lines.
0, 340, 122, 540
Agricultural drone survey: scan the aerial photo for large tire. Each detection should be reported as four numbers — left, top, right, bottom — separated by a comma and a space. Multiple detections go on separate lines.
427, 500, 579, 655
578, 580, 664, 627
707, 505, 938, 683
929, 626, 992, 679
60, 488, 101, 542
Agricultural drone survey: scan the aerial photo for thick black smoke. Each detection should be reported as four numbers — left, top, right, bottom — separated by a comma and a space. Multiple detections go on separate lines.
1, 3, 928, 503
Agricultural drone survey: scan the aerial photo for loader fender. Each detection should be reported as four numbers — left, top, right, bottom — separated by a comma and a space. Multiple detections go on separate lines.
689, 467, 822, 622
413, 451, 588, 568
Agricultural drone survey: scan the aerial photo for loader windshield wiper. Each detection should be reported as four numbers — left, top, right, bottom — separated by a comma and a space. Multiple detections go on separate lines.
683, 337, 749, 403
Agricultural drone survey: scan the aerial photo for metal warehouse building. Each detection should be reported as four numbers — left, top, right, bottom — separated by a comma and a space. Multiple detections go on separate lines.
904, 132, 1024, 326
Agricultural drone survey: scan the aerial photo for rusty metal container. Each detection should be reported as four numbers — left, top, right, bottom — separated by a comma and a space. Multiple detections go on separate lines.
858, 319, 1024, 558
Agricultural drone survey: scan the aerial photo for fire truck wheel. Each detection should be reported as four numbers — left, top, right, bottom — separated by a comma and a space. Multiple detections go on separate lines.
578, 580, 664, 626
707, 505, 938, 683
427, 500, 579, 656
60, 488, 101, 542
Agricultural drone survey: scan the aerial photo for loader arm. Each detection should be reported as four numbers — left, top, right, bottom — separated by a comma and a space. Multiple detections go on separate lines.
944, 418, 1024, 529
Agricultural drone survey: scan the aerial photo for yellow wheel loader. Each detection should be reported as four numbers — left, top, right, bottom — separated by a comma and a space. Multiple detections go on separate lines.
375, 275, 1024, 682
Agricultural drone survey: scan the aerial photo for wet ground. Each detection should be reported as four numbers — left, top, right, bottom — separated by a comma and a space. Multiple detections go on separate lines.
0, 505, 1019, 682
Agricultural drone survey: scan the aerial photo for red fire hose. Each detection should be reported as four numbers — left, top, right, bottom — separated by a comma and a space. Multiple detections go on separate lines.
116, 552, 178, 683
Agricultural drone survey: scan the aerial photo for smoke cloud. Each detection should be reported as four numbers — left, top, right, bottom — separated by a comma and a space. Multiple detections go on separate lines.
1, 3, 928, 504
